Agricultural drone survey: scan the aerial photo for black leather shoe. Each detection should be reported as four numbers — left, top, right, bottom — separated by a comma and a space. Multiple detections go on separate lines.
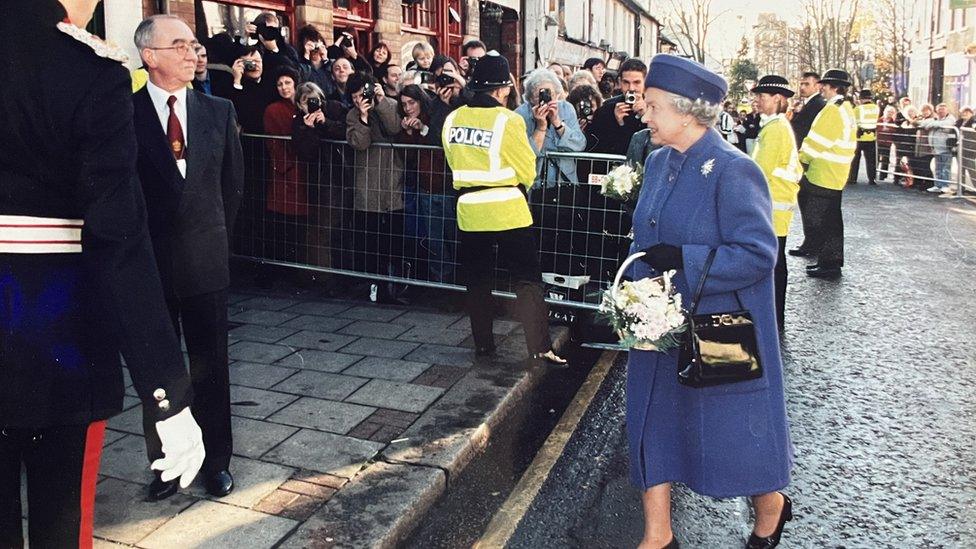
205, 469, 234, 497
806, 265, 842, 278
746, 493, 793, 548
147, 475, 177, 502
787, 247, 812, 257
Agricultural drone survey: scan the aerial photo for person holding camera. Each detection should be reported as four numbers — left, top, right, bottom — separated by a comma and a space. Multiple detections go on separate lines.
346, 73, 408, 301
459, 40, 487, 78
515, 68, 586, 187
585, 58, 648, 155
566, 84, 603, 133
296, 25, 334, 96
228, 47, 278, 133
246, 12, 301, 80
380, 64, 403, 100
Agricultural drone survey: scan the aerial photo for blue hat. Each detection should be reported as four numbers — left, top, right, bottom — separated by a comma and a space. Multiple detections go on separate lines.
644, 54, 728, 104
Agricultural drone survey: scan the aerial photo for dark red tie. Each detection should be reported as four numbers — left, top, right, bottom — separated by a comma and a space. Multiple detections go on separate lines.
166, 95, 185, 161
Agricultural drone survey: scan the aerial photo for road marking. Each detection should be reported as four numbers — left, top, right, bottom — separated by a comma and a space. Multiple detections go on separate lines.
473, 350, 620, 548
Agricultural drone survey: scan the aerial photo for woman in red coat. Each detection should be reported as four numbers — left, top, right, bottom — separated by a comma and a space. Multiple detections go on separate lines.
262, 68, 308, 264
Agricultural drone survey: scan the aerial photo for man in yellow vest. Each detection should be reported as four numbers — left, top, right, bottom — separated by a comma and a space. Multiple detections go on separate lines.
750, 75, 802, 330
441, 53, 566, 366
796, 68, 856, 279
849, 89, 880, 185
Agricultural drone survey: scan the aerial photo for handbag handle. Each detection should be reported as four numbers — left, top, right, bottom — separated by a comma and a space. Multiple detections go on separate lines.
611, 251, 646, 303
687, 249, 746, 316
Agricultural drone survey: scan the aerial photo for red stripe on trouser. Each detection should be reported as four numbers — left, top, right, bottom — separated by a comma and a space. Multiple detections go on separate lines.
78, 420, 106, 549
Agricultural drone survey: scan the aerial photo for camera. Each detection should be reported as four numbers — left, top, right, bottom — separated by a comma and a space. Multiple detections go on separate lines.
306, 97, 322, 114
435, 73, 456, 88
466, 56, 480, 72
419, 71, 434, 85
538, 88, 552, 105
624, 91, 637, 105
254, 23, 279, 41
242, 59, 258, 72
362, 85, 375, 103
578, 100, 593, 117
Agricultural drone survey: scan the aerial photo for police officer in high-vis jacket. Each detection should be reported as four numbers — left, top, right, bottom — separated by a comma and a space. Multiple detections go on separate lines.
441, 53, 566, 366
750, 75, 803, 331
1, 2, 204, 546
849, 89, 880, 185
795, 68, 857, 279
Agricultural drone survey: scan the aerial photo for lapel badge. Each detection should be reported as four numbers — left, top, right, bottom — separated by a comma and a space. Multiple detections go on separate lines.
701, 158, 715, 176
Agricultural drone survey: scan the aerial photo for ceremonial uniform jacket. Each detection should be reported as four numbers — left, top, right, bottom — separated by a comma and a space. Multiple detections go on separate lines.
752, 115, 802, 237
442, 96, 537, 232
0, 1, 191, 428
799, 96, 857, 191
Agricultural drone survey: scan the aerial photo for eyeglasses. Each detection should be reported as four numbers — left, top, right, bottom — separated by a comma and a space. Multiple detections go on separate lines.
149, 42, 199, 57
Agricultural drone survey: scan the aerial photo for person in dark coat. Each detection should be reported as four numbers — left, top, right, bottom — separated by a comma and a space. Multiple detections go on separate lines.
629, 54, 793, 549
132, 14, 244, 501
585, 58, 648, 155
0, 2, 205, 546
790, 71, 826, 147
225, 47, 279, 133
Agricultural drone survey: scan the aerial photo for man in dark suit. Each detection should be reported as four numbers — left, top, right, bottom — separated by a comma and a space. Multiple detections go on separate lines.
1, 1, 205, 545
132, 14, 243, 500
789, 71, 827, 257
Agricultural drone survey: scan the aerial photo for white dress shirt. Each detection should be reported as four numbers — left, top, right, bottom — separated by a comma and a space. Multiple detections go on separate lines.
145, 80, 188, 177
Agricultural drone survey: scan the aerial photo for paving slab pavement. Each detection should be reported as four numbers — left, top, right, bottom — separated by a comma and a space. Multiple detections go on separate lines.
55, 289, 570, 548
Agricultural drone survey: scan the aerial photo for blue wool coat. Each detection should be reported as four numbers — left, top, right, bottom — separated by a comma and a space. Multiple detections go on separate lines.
626, 128, 793, 498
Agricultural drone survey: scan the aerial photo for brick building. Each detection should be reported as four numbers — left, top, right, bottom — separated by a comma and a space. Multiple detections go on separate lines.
99, 0, 506, 72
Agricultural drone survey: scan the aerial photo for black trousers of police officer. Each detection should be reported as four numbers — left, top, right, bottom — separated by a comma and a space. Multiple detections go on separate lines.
0, 421, 106, 549
142, 290, 232, 476
458, 227, 552, 355
774, 236, 787, 331
849, 140, 877, 184
798, 178, 845, 269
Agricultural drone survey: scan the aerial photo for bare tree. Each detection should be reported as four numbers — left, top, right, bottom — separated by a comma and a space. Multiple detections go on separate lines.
789, 0, 862, 74
665, 0, 729, 64
872, 0, 912, 98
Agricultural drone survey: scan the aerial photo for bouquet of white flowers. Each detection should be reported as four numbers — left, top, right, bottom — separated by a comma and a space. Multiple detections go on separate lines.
599, 163, 643, 203
599, 252, 686, 351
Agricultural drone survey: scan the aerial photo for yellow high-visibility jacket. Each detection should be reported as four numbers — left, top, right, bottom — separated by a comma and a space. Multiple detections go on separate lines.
799, 97, 857, 190
442, 105, 537, 232
854, 102, 880, 142
752, 114, 802, 237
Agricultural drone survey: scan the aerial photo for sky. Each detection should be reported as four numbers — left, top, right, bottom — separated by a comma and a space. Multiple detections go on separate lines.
693, 0, 805, 60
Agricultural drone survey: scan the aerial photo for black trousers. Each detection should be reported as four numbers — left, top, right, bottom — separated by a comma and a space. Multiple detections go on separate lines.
850, 141, 877, 183
877, 142, 891, 179
458, 227, 552, 355
798, 179, 844, 268
774, 236, 787, 331
142, 289, 232, 474
0, 421, 106, 549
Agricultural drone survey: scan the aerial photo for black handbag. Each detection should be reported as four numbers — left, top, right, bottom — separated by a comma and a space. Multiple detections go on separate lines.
677, 249, 764, 388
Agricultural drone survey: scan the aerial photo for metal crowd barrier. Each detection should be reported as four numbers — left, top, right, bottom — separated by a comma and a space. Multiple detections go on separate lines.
875, 122, 963, 193
957, 127, 976, 199
235, 133, 630, 311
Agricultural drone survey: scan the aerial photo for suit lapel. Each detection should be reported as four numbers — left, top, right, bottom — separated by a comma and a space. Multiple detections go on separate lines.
134, 88, 183, 185
185, 90, 210, 187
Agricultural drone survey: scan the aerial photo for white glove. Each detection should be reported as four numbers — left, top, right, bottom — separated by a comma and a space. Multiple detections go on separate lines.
151, 407, 205, 488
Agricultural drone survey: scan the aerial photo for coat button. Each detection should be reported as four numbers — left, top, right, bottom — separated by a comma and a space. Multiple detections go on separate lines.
158, 399, 171, 412
153, 388, 167, 402
668, 174, 675, 183
650, 218, 657, 226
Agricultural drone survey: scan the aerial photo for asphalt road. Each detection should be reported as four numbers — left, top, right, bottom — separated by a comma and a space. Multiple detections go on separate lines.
504, 184, 976, 548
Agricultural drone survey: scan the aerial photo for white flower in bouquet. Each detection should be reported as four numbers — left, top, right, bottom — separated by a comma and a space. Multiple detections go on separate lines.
599, 163, 643, 202
599, 270, 686, 351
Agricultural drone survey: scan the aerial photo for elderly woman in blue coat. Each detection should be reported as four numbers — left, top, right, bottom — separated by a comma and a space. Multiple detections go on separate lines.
628, 55, 794, 549
515, 68, 587, 187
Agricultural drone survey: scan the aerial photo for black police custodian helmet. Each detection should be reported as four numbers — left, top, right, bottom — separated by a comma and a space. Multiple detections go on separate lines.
858, 89, 874, 100
751, 75, 795, 98
467, 52, 512, 93
819, 68, 853, 87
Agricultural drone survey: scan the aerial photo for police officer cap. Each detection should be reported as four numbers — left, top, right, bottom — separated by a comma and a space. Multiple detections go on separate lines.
819, 68, 852, 87
750, 75, 795, 98
644, 54, 728, 104
858, 89, 874, 100
468, 52, 512, 93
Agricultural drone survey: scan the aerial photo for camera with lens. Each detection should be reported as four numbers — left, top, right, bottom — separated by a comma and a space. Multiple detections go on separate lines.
466, 56, 480, 73
254, 23, 280, 41
624, 91, 637, 105
242, 59, 258, 72
538, 88, 552, 105
578, 100, 593, 117
361, 85, 375, 103
435, 73, 456, 88
306, 97, 322, 114
419, 71, 434, 85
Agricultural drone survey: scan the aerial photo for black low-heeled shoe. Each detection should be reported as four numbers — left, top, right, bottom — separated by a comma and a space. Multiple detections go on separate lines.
745, 493, 793, 549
